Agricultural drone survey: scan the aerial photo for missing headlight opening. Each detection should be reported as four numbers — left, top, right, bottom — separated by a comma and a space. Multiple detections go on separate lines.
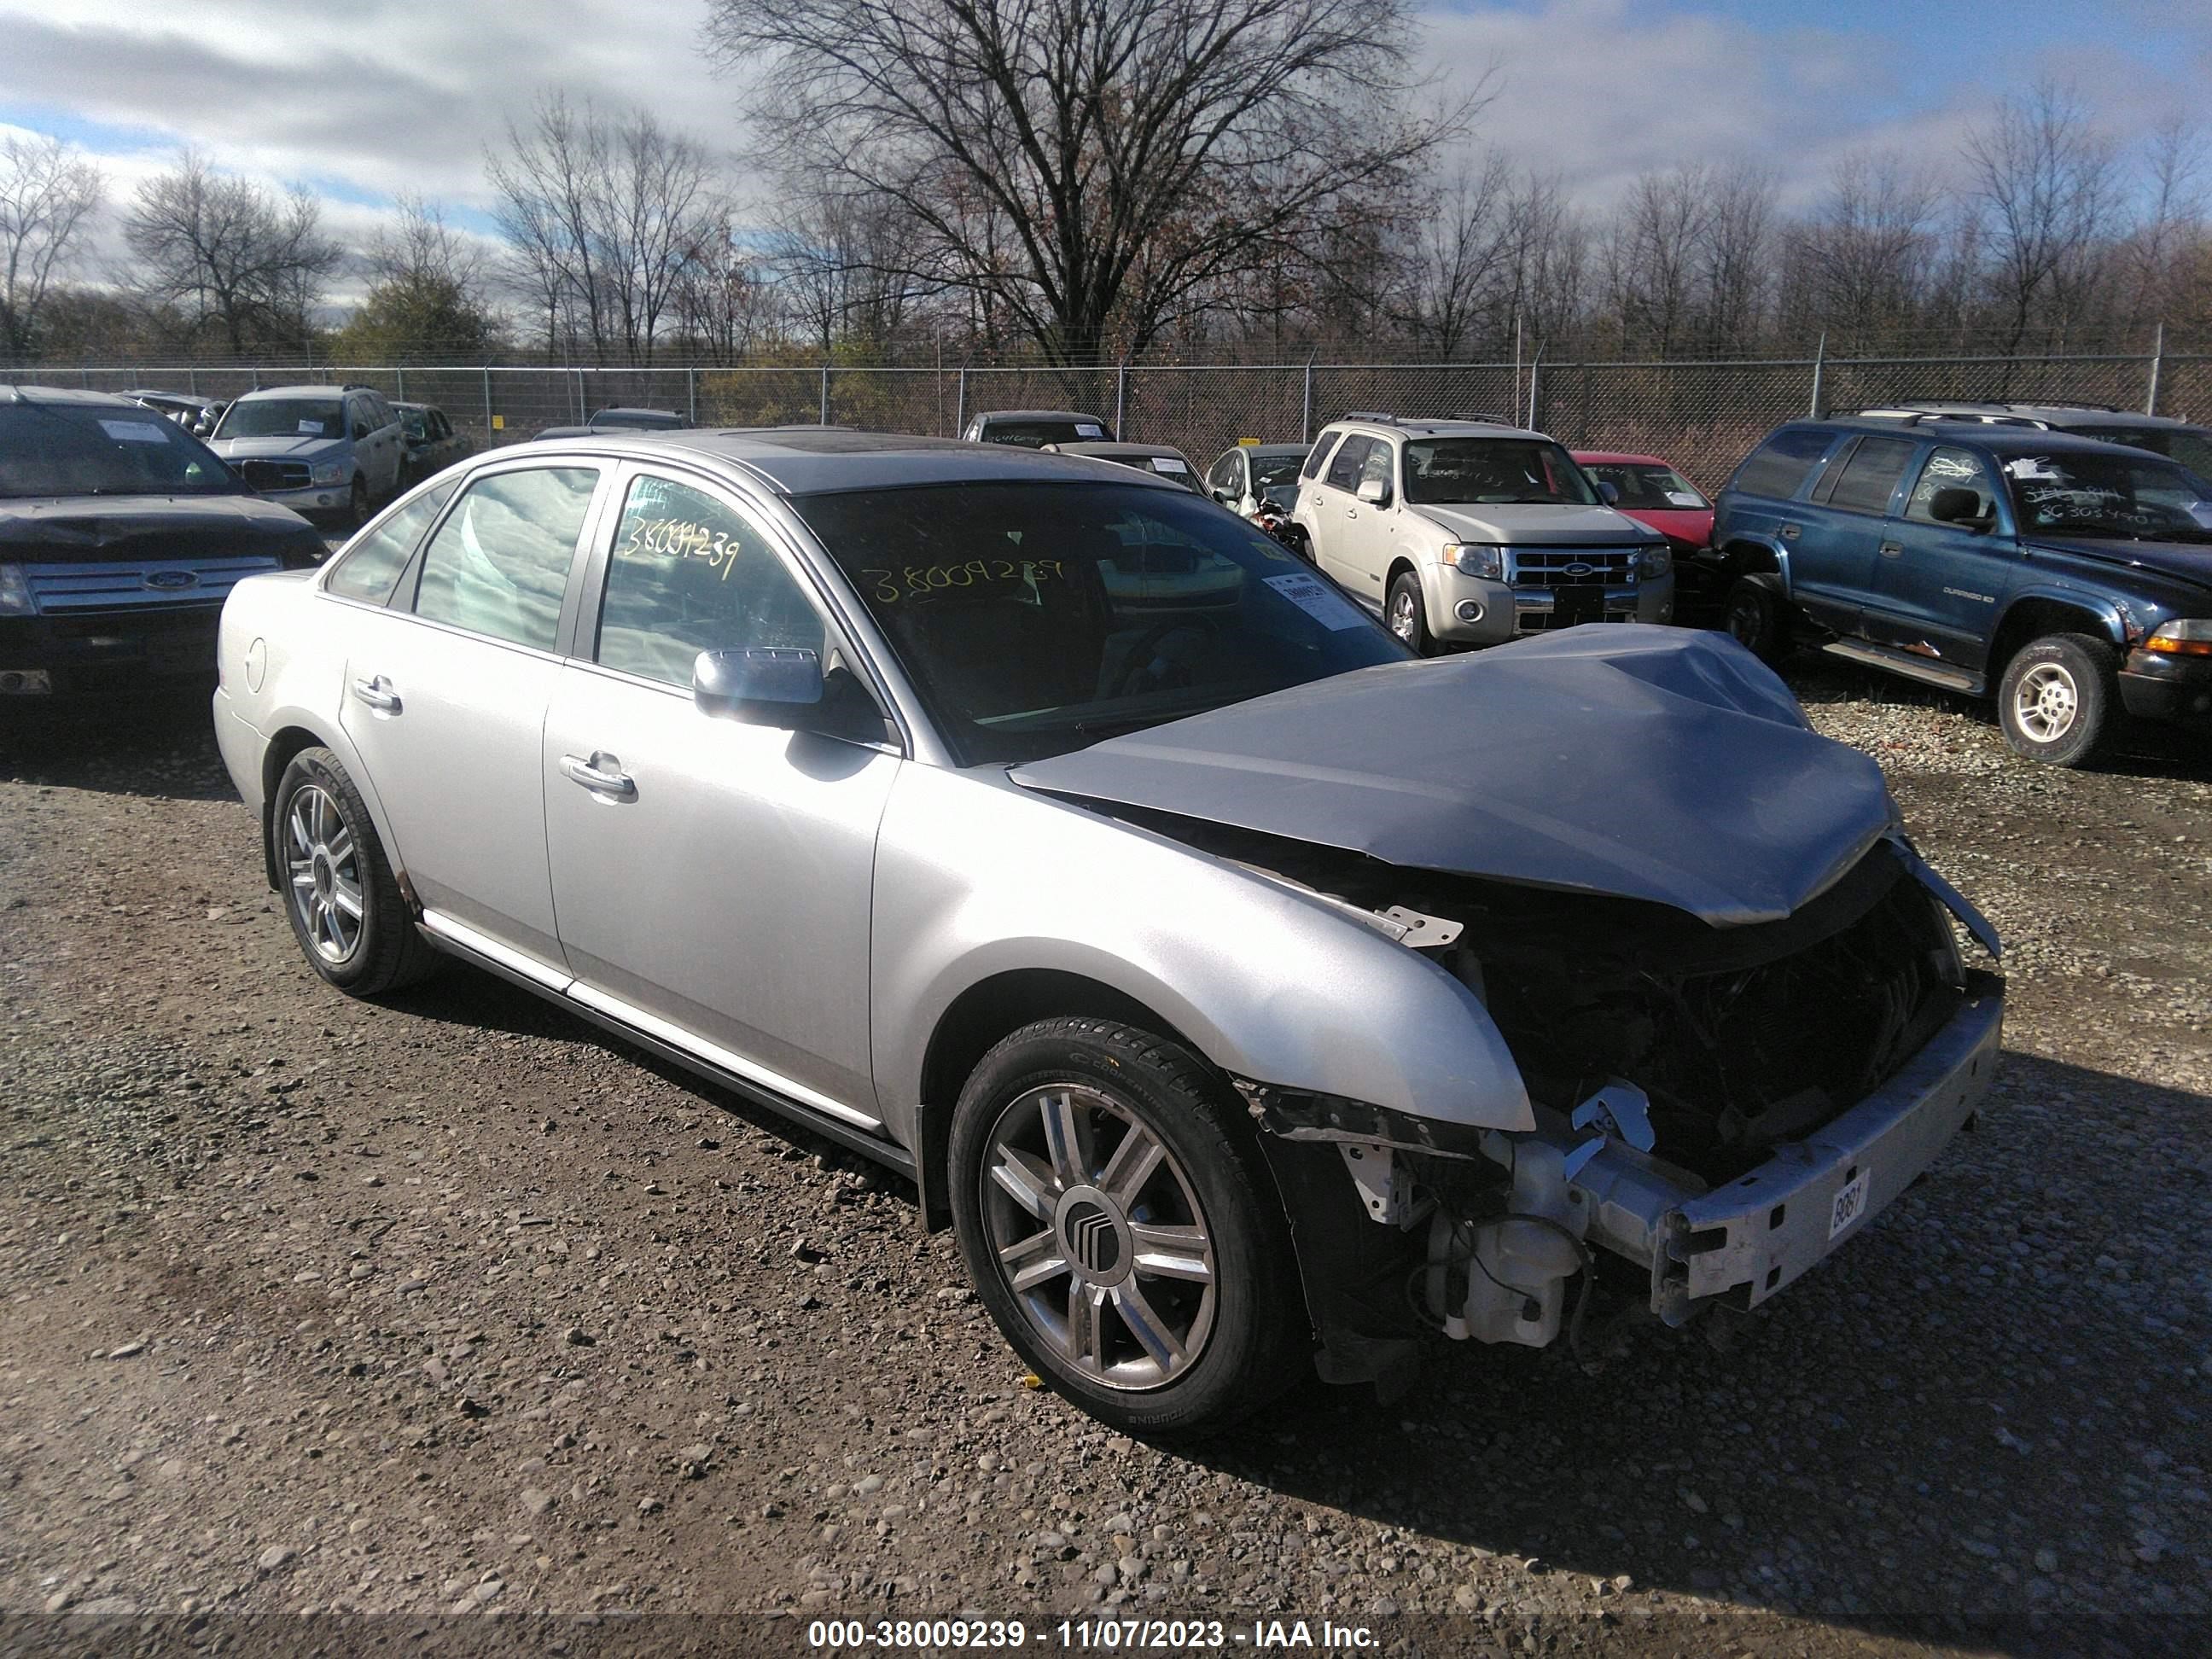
1123, 803, 2000, 1357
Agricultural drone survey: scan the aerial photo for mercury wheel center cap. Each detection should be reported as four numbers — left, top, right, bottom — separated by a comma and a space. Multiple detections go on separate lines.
1054, 1186, 1132, 1286
311, 852, 334, 900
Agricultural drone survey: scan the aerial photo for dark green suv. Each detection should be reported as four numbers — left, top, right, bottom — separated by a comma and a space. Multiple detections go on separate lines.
1708, 416, 2212, 765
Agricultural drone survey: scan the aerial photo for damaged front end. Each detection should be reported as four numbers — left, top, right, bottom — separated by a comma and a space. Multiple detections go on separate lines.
1181, 811, 2001, 1382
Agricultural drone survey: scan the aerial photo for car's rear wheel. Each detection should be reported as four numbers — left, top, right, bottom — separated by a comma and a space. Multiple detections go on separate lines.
1722, 576, 1786, 662
1387, 570, 1434, 655
272, 747, 439, 995
948, 1017, 1307, 1435
1997, 633, 2118, 766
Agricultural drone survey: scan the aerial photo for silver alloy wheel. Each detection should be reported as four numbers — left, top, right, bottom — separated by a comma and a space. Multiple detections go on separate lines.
285, 784, 366, 965
2012, 661, 2080, 742
1725, 591, 1763, 647
1388, 587, 1417, 642
979, 1083, 1217, 1390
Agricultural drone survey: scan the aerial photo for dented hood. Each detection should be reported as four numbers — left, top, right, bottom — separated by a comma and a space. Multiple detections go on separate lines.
1012, 626, 1900, 926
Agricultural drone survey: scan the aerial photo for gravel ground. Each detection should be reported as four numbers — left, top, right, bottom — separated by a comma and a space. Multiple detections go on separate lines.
0, 663, 2207, 1658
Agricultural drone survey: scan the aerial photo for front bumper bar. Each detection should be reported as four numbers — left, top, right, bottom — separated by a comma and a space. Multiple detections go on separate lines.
1562, 969, 2003, 1324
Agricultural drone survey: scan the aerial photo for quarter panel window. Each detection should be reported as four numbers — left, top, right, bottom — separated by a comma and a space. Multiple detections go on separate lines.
596, 474, 825, 687
1324, 435, 1375, 492
412, 467, 597, 650
1824, 436, 1918, 515
1904, 446, 1998, 524
1732, 428, 1837, 499
1301, 434, 1342, 480
327, 482, 455, 604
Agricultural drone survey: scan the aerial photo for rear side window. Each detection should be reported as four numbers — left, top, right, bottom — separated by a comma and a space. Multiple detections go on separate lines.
1324, 435, 1375, 492
327, 482, 455, 603
1301, 434, 1342, 480
412, 467, 597, 651
1825, 436, 1918, 515
1731, 428, 1836, 499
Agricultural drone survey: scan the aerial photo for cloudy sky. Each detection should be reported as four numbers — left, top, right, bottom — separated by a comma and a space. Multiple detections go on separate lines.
2, 0, 2207, 295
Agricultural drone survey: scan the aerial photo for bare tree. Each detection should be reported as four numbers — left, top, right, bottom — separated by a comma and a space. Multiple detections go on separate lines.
0, 134, 104, 361
1696, 161, 1776, 353
124, 150, 341, 353
2120, 119, 2207, 333
1604, 166, 1713, 358
768, 187, 937, 353
1396, 148, 1512, 358
1964, 80, 2119, 354
1788, 150, 1944, 351
672, 218, 772, 363
486, 96, 725, 364
339, 196, 504, 360
706, 0, 1476, 364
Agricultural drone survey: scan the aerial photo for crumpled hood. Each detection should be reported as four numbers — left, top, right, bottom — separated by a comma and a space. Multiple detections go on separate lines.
2027, 535, 2212, 592
1409, 502, 1651, 545
1013, 626, 1901, 926
0, 492, 324, 562
210, 434, 340, 462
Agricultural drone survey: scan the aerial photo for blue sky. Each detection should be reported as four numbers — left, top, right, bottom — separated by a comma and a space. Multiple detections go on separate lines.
2, 0, 2206, 288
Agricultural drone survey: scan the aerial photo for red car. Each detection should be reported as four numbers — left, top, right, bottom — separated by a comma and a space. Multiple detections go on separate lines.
1570, 450, 1713, 555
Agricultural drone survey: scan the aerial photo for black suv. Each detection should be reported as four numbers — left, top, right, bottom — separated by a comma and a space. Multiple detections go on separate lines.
1708, 416, 2212, 765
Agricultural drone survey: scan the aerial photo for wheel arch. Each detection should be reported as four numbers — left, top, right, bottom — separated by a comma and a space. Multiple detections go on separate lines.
1989, 592, 2124, 678
914, 968, 1206, 1231
1720, 536, 1789, 587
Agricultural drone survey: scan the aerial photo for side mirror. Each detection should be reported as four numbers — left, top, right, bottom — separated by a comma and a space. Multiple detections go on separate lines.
694, 646, 824, 727
1356, 477, 1390, 506
1597, 480, 1621, 505
1929, 486, 1992, 529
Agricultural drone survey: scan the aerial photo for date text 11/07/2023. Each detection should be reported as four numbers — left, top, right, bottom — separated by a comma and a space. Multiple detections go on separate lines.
804, 1618, 1380, 1651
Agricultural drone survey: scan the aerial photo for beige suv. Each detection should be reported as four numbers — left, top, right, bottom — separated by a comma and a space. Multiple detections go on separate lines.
1290, 416, 1676, 652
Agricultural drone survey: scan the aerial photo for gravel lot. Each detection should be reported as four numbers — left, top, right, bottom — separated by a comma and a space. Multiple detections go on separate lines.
1, 661, 2207, 1656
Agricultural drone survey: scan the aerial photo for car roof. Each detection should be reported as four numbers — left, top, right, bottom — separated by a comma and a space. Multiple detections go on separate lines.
0, 384, 149, 410
232, 384, 358, 400
1783, 416, 2181, 457
480, 426, 1188, 496
1321, 416, 1552, 442
1860, 399, 2201, 432
1236, 442, 1310, 456
975, 409, 1107, 422
1046, 440, 1190, 459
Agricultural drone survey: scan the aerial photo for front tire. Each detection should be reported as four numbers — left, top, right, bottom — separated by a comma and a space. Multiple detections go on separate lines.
1997, 633, 2118, 766
271, 747, 439, 994
346, 476, 370, 528
1387, 570, 1435, 655
1722, 576, 1786, 663
948, 1018, 1307, 1435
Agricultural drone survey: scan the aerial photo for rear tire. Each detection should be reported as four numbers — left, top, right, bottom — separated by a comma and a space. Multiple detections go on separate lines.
1997, 633, 2118, 767
948, 1017, 1308, 1435
346, 476, 370, 528
271, 747, 439, 995
1387, 570, 1435, 655
1722, 576, 1786, 663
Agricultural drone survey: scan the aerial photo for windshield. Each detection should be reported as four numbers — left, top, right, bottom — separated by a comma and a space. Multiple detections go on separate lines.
2070, 425, 2212, 479
795, 480, 1409, 765
981, 417, 1110, 449
1253, 451, 1306, 508
217, 399, 344, 441
2003, 451, 2212, 541
1580, 461, 1707, 510
1403, 438, 1601, 506
401, 410, 430, 440
1097, 453, 1200, 491
0, 403, 242, 498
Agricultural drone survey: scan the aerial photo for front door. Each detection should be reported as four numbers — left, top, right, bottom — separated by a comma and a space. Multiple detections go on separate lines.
543, 468, 898, 1125
1862, 444, 2016, 673
338, 462, 603, 969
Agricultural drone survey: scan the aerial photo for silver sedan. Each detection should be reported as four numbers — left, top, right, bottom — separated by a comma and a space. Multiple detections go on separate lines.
212, 431, 2004, 1433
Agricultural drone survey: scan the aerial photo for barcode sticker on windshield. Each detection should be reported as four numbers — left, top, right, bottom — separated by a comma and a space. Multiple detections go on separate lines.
1264, 571, 1368, 631
297, 419, 323, 434
99, 419, 171, 444
1150, 457, 1190, 473
1665, 490, 1702, 508
1076, 423, 1103, 438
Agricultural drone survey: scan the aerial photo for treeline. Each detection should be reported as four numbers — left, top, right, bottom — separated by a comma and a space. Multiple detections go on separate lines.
3, 0, 2208, 370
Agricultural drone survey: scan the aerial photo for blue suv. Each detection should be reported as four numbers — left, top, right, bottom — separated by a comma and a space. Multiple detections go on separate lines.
1708, 416, 2212, 765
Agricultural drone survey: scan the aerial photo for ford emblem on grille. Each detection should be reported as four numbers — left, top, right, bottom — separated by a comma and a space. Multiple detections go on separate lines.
1561, 562, 1596, 579
143, 569, 200, 591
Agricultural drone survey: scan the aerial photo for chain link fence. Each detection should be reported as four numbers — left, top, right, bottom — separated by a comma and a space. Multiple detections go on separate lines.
42, 350, 2212, 492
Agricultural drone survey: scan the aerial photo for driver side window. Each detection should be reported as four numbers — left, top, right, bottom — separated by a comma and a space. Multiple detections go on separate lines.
1324, 435, 1374, 492
1904, 446, 1997, 524
596, 474, 825, 689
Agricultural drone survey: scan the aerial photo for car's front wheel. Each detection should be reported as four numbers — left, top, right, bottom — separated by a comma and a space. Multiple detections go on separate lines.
271, 747, 439, 994
1387, 570, 1435, 655
1722, 576, 1786, 662
1997, 633, 2118, 766
948, 1018, 1307, 1435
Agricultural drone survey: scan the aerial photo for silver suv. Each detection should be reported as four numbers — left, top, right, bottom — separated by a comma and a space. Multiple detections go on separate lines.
1292, 416, 1675, 652
210, 383, 406, 526
211, 429, 2000, 1434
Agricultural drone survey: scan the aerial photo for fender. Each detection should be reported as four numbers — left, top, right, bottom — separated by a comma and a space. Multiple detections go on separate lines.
1994, 580, 2131, 649
867, 763, 1534, 1158
1720, 533, 1796, 594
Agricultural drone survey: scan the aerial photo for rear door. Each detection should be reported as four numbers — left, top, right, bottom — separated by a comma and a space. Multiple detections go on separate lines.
1861, 443, 2017, 672
338, 460, 606, 973
1311, 434, 1380, 596
541, 465, 899, 1121
1789, 434, 1918, 634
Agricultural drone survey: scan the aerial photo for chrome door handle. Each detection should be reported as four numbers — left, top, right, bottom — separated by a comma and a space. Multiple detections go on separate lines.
350, 675, 401, 713
1879, 541, 1903, 558
560, 752, 637, 800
